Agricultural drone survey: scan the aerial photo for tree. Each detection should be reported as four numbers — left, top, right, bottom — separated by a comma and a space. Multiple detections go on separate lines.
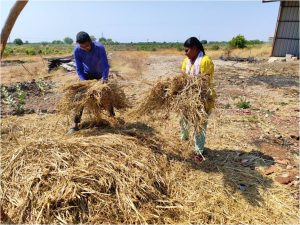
201, 40, 207, 44
229, 35, 247, 49
99, 37, 106, 42
64, 37, 73, 44
0, 0, 29, 58
13, 38, 23, 45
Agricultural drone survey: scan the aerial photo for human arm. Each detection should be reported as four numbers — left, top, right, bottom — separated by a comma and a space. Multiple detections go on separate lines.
99, 45, 109, 81
74, 49, 87, 80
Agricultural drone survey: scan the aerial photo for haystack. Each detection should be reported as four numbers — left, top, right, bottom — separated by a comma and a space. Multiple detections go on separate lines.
59, 80, 128, 118
134, 75, 215, 132
0, 134, 177, 224
1, 115, 299, 224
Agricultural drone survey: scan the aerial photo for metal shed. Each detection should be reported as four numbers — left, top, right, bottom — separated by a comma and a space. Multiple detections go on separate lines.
263, 0, 299, 57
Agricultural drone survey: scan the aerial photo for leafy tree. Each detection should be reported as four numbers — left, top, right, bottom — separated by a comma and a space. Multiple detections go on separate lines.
63, 37, 73, 44
201, 40, 207, 44
99, 37, 106, 42
25, 40, 29, 44
13, 38, 23, 45
229, 35, 247, 49
99, 37, 114, 45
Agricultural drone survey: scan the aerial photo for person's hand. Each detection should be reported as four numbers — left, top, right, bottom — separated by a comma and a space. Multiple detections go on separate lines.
101, 79, 108, 84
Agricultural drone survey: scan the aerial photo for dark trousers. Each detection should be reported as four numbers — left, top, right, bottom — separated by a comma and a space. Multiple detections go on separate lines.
73, 76, 115, 124
74, 104, 115, 124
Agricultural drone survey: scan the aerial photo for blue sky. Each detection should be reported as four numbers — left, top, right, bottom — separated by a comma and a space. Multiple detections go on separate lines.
0, 0, 280, 43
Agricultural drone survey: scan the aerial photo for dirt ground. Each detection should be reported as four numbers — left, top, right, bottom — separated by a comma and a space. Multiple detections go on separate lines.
1, 51, 299, 223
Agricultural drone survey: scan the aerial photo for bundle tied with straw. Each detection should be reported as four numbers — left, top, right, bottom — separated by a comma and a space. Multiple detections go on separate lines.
59, 80, 128, 118
134, 74, 216, 132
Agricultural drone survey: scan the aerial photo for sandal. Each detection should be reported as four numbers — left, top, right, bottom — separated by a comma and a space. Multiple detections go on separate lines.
193, 154, 205, 164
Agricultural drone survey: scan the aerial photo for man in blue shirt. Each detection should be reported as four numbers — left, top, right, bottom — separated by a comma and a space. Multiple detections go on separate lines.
74, 31, 109, 82
69, 31, 114, 133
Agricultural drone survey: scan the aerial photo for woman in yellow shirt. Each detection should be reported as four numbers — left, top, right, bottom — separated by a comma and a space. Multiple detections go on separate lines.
180, 37, 215, 163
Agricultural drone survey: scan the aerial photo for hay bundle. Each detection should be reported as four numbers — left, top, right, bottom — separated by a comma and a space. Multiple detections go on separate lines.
59, 80, 128, 117
1, 135, 183, 224
135, 75, 215, 132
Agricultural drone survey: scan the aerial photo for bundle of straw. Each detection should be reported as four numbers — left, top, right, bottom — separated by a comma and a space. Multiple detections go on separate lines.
1, 135, 181, 224
59, 80, 128, 117
134, 75, 215, 132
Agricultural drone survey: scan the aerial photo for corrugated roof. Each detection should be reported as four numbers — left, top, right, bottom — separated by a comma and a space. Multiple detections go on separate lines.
271, 0, 299, 57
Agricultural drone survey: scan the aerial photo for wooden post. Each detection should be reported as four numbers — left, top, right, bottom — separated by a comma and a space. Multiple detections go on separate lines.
0, 0, 29, 59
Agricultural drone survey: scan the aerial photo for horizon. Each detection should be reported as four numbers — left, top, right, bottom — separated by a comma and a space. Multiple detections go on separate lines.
1, 0, 280, 43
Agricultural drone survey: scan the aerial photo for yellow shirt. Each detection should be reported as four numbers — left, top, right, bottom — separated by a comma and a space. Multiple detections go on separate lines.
181, 55, 216, 113
181, 55, 214, 84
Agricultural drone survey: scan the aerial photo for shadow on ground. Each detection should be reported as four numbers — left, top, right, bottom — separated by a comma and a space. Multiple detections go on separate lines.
77, 120, 275, 207
247, 75, 299, 88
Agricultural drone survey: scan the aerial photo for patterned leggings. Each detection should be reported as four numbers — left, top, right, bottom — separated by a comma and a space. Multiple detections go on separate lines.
179, 117, 208, 155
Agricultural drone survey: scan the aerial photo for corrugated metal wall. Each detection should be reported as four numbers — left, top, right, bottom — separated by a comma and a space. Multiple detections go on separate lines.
272, 0, 299, 57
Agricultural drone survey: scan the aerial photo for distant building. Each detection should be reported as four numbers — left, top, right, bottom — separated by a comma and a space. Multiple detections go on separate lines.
263, 0, 299, 57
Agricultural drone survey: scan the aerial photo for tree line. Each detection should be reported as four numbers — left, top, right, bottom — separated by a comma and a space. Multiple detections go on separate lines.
11, 35, 265, 49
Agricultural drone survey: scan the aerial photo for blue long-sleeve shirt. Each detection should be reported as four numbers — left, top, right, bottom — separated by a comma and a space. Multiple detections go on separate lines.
74, 41, 109, 80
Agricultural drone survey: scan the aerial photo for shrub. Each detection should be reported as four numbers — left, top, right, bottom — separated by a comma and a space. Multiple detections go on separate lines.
4, 47, 14, 56
15, 84, 26, 114
236, 97, 251, 109
25, 48, 36, 55
229, 35, 247, 49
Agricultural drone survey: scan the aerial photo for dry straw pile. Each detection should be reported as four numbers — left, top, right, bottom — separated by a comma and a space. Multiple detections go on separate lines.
1, 134, 178, 224
134, 75, 215, 132
59, 80, 128, 118
1, 114, 299, 224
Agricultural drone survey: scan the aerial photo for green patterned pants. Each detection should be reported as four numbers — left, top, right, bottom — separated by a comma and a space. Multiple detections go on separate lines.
180, 117, 208, 155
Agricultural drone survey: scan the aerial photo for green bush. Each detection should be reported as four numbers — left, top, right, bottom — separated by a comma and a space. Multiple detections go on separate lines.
15, 84, 26, 114
25, 47, 36, 55
13, 38, 23, 45
4, 47, 14, 56
236, 97, 251, 109
229, 35, 247, 49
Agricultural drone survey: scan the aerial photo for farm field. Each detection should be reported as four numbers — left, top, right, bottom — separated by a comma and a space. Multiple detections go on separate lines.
1, 46, 299, 224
